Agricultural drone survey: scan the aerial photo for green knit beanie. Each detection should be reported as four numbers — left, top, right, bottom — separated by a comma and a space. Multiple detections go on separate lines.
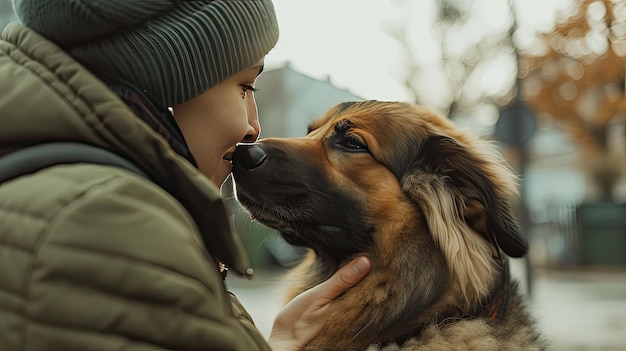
13, 0, 279, 107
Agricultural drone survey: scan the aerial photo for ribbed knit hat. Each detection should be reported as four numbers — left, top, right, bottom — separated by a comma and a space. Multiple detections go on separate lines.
13, 0, 279, 107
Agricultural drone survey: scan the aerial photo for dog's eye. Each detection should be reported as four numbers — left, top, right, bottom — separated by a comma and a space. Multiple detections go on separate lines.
337, 135, 368, 152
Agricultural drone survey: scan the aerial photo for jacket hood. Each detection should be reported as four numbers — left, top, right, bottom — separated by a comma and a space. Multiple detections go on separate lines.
0, 22, 252, 276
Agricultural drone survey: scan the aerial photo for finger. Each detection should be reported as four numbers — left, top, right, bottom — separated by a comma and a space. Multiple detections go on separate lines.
313, 256, 371, 303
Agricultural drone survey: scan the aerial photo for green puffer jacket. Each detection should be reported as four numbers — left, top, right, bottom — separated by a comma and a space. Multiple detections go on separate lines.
0, 23, 271, 351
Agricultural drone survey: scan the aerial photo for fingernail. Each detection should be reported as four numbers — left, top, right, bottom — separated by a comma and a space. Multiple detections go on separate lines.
352, 257, 370, 275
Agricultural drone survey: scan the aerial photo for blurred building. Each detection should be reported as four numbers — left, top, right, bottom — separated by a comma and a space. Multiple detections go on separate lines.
254, 63, 363, 138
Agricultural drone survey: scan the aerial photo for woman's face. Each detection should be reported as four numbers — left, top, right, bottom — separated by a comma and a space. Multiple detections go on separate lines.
173, 60, 264, 188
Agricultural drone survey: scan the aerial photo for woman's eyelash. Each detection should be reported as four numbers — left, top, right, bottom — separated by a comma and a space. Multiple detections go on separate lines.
241, 84, 258, 92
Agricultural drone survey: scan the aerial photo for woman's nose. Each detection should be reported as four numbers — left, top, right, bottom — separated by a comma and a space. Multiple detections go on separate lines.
243, 121, 260, 142
242, 103, 260, 142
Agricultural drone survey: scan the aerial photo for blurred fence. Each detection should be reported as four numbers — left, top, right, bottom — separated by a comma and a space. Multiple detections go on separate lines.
537, 201, 626, 268
543, 202, 580, 266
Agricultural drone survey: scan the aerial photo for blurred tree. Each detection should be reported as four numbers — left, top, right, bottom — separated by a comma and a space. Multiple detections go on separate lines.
519, 0, 626, 200
386, 0, 517, 120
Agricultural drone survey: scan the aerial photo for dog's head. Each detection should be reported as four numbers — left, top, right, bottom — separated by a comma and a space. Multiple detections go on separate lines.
232, 100, 527, 326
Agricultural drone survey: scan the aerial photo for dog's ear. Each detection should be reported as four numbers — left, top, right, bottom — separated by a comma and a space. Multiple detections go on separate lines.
403, 135, 528, 258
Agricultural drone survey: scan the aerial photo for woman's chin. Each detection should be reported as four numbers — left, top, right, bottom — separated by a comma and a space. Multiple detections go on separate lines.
212, 160, 233, 187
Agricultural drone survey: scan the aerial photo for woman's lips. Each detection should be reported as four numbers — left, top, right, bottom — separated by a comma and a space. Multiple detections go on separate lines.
223, 151, 234, 162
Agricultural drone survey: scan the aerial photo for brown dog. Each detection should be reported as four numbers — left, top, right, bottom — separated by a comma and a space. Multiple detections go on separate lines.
232, 101, 547, 350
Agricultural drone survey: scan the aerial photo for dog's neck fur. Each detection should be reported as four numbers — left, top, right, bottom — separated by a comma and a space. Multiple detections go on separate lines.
285, 249, 515, 350
281, 206, 526, 350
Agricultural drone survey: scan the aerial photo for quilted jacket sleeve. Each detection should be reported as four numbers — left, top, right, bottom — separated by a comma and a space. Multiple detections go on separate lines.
13, 166, 272, 351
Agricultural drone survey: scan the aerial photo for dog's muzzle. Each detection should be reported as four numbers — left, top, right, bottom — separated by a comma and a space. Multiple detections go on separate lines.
232, 143, 267, 170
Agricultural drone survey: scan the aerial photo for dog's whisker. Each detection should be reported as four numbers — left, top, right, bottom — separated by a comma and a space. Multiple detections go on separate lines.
352, 320, 374, 340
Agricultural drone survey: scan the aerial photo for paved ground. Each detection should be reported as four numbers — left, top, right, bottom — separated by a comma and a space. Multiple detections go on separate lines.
530, 268, 626, 350
227, 260, 626, 350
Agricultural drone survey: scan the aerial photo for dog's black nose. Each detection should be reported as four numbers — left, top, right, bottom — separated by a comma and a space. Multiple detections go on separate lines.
233, 143, 267, 170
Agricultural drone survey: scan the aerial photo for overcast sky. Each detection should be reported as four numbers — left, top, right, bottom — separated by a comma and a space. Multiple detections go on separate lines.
0, 0, 571, 105
265, 0, 573, 103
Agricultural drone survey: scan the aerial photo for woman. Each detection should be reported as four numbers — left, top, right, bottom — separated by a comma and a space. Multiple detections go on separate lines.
0, 1, 371, 350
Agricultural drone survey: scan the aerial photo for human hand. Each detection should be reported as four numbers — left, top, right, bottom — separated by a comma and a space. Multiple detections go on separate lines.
267, 256, 371, 351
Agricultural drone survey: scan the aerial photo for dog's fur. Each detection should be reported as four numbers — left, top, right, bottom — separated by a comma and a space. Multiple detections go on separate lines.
232, 101, 547, 350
